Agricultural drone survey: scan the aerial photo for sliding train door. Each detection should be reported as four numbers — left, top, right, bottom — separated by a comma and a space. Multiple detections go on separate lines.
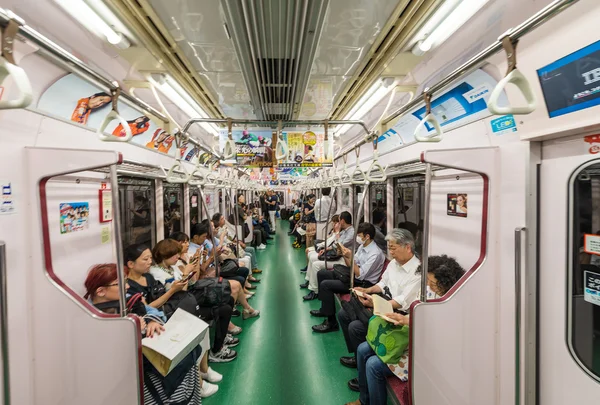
538, 136, 600, 403
118, 177, 156, 249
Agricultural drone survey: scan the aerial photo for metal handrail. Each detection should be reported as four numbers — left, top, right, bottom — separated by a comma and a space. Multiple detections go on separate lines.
349, 182, 370, 289
335, 0, 580, 162
419, 163, 433, 302
514, 227, 526, 405
109, 166, 127, 316
197, 185, 220, 276
0, 242, 11, 405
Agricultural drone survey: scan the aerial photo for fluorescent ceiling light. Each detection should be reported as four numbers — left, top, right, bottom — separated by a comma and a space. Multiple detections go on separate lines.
55, 0, 130, 49
150, 74, 220, 137
413, 0, 490, 55
335, 78, 395, 138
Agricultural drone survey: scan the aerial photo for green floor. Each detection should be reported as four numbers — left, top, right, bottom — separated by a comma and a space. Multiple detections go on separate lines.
204, 220, 358, 405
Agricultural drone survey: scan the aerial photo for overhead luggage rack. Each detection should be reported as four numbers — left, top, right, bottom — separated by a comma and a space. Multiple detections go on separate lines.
383, 160, 443, 178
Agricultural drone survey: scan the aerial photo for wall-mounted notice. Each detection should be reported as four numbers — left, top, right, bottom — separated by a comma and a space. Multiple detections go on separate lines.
280, 130, 333, 167
490, 115, 517, 136
584, 233, 600, 255
0, 179, 15, 215
447, 194, 468, 218
99, 189, 112, 223
538, 40, 600, 118
38, 74, 196, 159
219, 129, 274, 167
60, 202, 89, 234
584, 271, 600, 306
101, 226, 111, 244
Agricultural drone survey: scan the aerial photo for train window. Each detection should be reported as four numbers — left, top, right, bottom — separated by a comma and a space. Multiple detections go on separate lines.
190, 187, 202, 228
163, 183, 184, 238
370, 183, 387, 229
341, 187, 350, 210
118, 177, 156, 249
569, 162, 600, 380
394, 176, 425, 251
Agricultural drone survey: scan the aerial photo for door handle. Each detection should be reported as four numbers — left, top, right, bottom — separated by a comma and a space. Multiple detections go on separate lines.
514, 227, 526, 405
0, 242, 11, 405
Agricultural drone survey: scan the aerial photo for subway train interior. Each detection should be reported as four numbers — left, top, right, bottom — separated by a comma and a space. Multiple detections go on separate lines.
1, 0, 600, 404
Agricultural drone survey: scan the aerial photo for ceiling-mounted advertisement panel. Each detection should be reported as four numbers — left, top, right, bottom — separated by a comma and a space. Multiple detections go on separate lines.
38, 73, 197, 159
377, 68, 506, 154
219, 129, 274, 168
279, 130, 333, 168
298, 78, 334, 120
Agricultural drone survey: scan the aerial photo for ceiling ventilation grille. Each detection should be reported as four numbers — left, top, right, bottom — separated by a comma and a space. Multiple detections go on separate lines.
222, 0, 329, 120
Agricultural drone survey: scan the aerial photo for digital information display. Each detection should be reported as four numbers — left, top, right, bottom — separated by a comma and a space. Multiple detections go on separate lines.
537, 40, 600, 118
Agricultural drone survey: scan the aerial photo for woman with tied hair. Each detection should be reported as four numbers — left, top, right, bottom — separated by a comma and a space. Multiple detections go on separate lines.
346, 255, 465, 405
84, 264, 203, 404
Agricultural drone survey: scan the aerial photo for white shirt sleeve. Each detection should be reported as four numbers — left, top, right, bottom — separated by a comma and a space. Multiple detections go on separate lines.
149, 266, 174, 287
392, 276, 421, 309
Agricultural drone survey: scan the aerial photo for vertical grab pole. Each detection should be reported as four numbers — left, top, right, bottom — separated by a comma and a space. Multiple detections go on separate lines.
419, 163, 433, 302
514, 227, 526, 405
0, 242, 11, 405
198, 185, 220, 276
350, 182, 370, 289
109, 164, 127, 316
229, 186, 241, 259
323, 186, 338, 269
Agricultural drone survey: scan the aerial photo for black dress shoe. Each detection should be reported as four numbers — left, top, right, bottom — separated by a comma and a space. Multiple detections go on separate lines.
231, 309, 241, 317
300, 267, 307, 273
312, 320, 340, 333
340, 356, 357, 369
310, 309, 326, 317
303, 291, 318, 301
299, 281, 309, 289
269, 231, 276, 235
347, 377, 359, 392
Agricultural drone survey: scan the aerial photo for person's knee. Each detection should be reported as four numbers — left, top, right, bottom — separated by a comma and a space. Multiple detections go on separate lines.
218, 304, 232, 318
349, 320, 364, 336
230, 279, 241, 294
366, 356, 386, 380
357, 341, 371, 361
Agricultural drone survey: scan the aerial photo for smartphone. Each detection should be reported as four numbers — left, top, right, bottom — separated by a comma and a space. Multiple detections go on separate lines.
190, 255, 200, 264
352, 289, 365, 298
182, 271, 197, 282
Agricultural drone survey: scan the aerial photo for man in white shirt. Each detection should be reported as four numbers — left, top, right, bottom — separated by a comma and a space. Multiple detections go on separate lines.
311, 222, 385, 333
314, 187, 336, 240
337, 228, 420, 369
301, 211, 355, 301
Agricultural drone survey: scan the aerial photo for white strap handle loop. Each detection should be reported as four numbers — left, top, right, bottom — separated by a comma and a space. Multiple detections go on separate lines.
488, 36, 537, 115
97, 86, 133, 142
0, 56, 32, 110
162, 161, 190, 184
365, 152, 388, 182
414, 93, 443, 143
223, 138, 236, 160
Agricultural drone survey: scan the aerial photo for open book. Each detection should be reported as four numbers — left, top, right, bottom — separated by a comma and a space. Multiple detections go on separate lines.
142, 308, 209, 376
372, 294, 396, 324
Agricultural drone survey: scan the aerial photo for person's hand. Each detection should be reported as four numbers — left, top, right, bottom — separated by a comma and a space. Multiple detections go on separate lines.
359, 293, 373, 308
146, 321, 165, 338
353, 287, 366, 293
183, 263, 196, 276
383, 313, 409, 326
170, 280, 186, 292
340, 245, 351, 258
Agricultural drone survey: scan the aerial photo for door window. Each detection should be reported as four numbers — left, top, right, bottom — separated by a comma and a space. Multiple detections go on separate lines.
569, 162, 600, 380
163, 183, 184, 238
394, 176, 425, 252
118, 177, 156, 249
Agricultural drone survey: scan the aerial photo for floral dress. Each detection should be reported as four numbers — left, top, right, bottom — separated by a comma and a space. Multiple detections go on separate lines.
387, 287, 439, 381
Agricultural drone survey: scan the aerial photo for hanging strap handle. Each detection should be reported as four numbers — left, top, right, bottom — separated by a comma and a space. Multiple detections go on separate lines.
414, 92, 443, 143
275, 120, 288, 160
340, 153, 352, 186
488, 35, 537, 115
365, 133, 387, 182
222, 118, 236, 160
97, 84, 133, 142
351, 146, 366, 185
0, 19, 32, 110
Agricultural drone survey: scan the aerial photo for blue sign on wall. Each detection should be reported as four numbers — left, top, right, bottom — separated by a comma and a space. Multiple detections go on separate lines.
490, 115, 517, 135
537, 40, 600, 118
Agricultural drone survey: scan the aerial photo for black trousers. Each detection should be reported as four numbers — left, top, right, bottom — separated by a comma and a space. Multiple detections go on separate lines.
338, 307, 368, 355
317, 269, 350, 316
198, 296, 234, 352
252, 229, 263, 246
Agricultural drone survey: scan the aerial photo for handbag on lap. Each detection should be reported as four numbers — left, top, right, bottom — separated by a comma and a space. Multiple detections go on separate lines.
366, 316, 410, 364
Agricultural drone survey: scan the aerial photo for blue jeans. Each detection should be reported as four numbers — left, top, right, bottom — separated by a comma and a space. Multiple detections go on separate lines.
245, 247, 257, 269
357, 341, 394, 405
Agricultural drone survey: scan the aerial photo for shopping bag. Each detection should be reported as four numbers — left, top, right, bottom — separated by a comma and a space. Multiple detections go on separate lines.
142, 308, 209, 376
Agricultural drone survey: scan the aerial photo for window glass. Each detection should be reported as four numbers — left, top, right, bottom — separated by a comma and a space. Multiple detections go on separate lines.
163, 183, 184, 238
370, 183, 387, 231
118, 177, 156, 249
394, 176, 425, 252
570, 163, 600, 380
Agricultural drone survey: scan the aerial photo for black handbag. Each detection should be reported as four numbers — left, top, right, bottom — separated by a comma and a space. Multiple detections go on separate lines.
318, 249, 342, 262
190, 277, 232, 308
332, 264, 372, 289
219, 258, 239, 278
340, 294, 373, 327
162, 290, 201, 319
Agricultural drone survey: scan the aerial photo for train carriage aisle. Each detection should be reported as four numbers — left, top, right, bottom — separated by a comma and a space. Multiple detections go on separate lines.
204, 220, 357, 405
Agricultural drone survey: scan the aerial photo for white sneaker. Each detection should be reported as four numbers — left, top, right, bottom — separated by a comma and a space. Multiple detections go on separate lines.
257, 244, 266, 250
242, 308, 260, 320
200, 381, 219, 398
200, 367, 223, 383
209, 346, 237, 363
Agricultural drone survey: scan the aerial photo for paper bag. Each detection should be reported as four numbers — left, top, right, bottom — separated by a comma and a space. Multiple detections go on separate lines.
142, 308, 209, 376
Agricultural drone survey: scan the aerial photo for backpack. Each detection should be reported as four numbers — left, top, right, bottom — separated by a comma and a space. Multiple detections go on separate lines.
190, 277, 232, 308
162, 291, 201, 320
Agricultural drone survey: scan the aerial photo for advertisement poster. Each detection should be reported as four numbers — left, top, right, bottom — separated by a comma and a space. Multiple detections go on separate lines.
38, 74, 196, 159
538, 40, 600, 118
219, 129, 274, 167
1, 180, 15, 215
280, 130, 333, 167
60, 202, 90, 234
584, 271, 600, 306
377, 68, 506, 154
298, 78, 333, 120
447, 194, 468, 218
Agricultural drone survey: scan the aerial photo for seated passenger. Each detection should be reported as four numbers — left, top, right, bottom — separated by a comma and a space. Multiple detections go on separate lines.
150, 239, 199, 289
84, 263, 203, 404
237, 194, 268, 249
337, 228, 420, 368
124, 243, 238, 363
301, 211, 355, 300
346, 255, 465, 405
311, 222, 385, 334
